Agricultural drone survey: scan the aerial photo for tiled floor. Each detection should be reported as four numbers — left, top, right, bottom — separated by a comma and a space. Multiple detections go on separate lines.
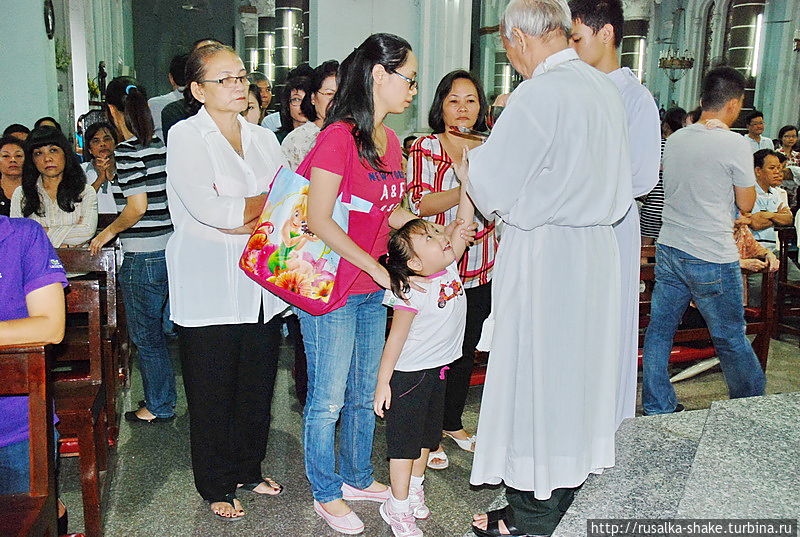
58, 334, 800, 536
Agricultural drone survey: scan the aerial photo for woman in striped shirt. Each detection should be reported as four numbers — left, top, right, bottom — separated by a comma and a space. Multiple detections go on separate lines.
89, 76, 176, 424
406, 70, 497, 470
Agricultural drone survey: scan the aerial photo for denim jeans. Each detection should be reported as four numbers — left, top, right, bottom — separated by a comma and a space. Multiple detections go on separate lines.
296, 291, 386, 503
0, 429, 59, 494
120, 250, 176, 418
642, 244, 766, 415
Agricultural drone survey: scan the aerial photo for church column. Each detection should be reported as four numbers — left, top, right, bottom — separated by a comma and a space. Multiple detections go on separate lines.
274, 0, 309, 99
723, 0, 766, 130
621, 0, 652, 82
753, 0, 800, 133
415, 0, 473, 132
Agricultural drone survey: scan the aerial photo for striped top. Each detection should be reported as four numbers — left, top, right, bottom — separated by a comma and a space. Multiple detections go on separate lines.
114, 136, 173, 252
638, 137, 667, 239
407, 135, 496, 288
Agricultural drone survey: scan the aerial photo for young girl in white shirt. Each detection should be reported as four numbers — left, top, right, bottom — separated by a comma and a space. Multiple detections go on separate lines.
374, 178, 474, 537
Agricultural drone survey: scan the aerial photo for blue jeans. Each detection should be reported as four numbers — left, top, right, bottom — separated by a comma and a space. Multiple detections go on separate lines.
642, 244, 766, 415
0, 430, 58, 494
296, 291, 386, 503
120, 251, 176, 418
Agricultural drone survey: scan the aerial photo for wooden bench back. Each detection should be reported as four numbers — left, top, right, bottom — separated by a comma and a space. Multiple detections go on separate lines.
0, 345, 53, 496
56, 247, 118, 329
54, 280, 103, 383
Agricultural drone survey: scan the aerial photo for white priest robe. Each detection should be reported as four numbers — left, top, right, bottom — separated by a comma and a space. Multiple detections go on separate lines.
607, 67, 661, 427
467, 48, 632, 499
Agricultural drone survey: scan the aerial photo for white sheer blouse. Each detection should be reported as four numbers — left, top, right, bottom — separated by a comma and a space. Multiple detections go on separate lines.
165, 106, 289, 327
10, 181, 98, 247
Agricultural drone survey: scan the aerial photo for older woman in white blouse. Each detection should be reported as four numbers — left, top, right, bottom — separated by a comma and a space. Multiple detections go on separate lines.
165, 43, 287, 520
11, 127, 97, 247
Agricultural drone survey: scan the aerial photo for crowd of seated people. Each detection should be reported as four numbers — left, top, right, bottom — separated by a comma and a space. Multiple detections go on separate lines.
2, 6, 800, 535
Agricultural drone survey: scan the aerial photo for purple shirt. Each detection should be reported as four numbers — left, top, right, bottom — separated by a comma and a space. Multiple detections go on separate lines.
0, 216, 67, 448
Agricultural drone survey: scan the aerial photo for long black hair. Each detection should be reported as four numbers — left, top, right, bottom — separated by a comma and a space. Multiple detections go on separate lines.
301, 60, 340, 122
21, 127, 87, 217
428, 70, 488, 134
105, 76, 155, 146
324, 33, 412, 171
379, 218, 429, 298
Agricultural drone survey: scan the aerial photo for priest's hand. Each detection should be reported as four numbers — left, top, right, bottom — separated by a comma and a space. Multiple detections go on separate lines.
373, 382, 392, 418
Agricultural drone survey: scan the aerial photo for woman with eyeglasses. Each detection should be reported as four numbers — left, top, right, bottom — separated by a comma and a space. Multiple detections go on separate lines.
275, 75, 313, 143
165, 43, 288, 520
296, 33, 423, 535
282, 60, 339, 171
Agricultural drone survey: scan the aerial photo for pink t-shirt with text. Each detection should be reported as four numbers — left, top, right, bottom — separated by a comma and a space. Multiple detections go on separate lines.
304, 121, 406, 294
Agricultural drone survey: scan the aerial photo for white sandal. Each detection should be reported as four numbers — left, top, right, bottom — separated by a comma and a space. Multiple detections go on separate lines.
426, 449, 449, 470
443, 431, 476, 453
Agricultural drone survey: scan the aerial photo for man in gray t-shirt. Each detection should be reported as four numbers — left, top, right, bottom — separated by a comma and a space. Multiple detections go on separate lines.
643, 67, 765, 416
658, 123, 755, 263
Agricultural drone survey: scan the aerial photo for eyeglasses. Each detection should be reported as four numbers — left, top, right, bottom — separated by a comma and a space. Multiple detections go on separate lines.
199, 74, 250, 88
393, 71, 417, 91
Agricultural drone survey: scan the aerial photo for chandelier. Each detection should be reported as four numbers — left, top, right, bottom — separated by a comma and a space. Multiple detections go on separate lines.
658, 48, 695, 83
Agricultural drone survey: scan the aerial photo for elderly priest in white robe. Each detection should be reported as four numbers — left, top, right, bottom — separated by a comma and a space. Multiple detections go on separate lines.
467, 1, 632, 536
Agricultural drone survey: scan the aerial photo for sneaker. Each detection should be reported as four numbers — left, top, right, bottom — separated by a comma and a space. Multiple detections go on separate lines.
408, 485, 430, 519
380, 500, 423, 537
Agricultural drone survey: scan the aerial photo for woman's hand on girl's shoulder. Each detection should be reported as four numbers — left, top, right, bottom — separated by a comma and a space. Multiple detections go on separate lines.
373, 382, 392, 418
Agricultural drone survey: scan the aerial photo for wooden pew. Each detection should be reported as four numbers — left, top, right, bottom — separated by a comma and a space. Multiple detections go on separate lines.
639, 244, 775, 372
0, 344, 57, 537
54, 280, 109, 537
775, 225, 800, 343
56, 246, 125, 436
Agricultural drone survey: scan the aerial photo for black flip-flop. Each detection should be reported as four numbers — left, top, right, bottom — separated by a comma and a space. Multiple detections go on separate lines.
208, 493, 245, 521
472, 509, 532, 537
238, 477, 284, 496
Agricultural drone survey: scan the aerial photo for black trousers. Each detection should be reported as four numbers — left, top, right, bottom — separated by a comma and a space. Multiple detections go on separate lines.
285, 314, 308, 406
506, 485, 580, 536
178, 315, 282, 502
443, 281, 492, 432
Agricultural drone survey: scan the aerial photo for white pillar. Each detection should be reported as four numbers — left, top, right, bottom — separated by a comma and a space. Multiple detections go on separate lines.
622, 0, 652, 21
69, 0, 90, 121
415, 0, 472, 132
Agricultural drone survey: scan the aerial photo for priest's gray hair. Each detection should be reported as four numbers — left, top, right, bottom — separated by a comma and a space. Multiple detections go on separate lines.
501, 0, 572, 41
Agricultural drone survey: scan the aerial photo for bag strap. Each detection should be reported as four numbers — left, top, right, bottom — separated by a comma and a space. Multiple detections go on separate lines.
297, 123, 355, 204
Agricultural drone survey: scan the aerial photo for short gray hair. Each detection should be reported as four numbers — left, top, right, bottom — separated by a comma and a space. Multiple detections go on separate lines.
501, 0, 572, 41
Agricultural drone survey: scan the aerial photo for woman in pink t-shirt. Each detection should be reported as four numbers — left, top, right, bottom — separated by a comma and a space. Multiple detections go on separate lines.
298, 33, 421, 534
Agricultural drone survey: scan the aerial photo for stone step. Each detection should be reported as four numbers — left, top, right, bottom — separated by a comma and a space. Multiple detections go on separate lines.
552, 409, 708, 537
675, 392, 800, 518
